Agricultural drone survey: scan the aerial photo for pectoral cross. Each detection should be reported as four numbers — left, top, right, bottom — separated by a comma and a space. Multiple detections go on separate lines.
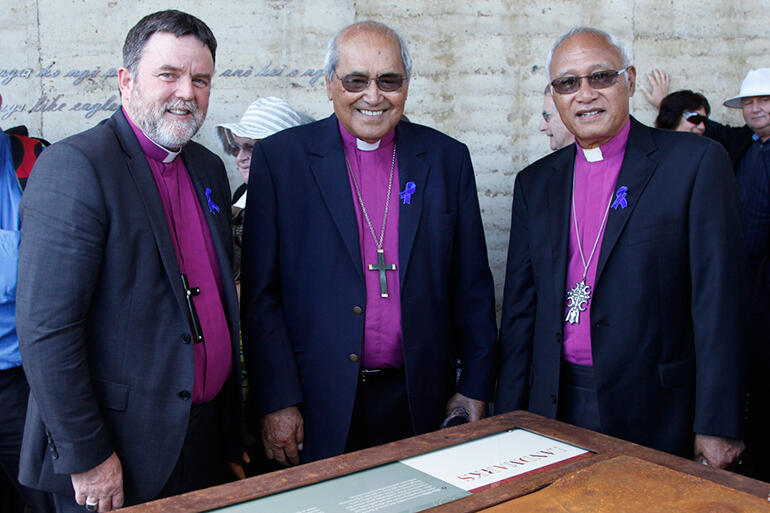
181, 273, 204, 343
565, 280, 591, 325
368, 249, 397, 298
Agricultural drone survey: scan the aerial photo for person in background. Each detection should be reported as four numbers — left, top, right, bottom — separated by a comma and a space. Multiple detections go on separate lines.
540, 84, 574, 151
0, 93, 54, 513
655, 90, 710, 135
705, 68, 770, 481
215, 97, 311, 284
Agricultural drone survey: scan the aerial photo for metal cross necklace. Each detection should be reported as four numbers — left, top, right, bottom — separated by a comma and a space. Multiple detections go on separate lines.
565, 169, 614, 325
345, 143, 397, 298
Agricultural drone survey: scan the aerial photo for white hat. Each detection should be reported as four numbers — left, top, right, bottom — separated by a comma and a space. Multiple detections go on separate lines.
216, 97, 309, 147
723, 68, 770, 108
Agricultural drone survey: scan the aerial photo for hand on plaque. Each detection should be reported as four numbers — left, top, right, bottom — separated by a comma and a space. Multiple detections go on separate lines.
446, 393, 487, 422
694, 433, 744, 469
262, 406, 304, 466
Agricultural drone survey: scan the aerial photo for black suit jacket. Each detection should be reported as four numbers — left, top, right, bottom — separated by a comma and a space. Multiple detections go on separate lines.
16, 111, 243, 504
241, 115, 497, 463
496, 118, 747, 457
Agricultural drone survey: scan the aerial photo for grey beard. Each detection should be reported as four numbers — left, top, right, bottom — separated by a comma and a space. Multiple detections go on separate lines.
130, 97, 205, 150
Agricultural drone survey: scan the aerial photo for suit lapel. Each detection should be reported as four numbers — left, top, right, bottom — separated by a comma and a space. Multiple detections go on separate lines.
395, 122, 428, 286
595, 118, 659, 284
111, 111, 187, 317
308, 116, 363, 278
547, 148, 575, 311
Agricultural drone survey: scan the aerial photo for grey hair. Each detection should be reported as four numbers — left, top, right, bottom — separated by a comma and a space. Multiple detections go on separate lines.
546, 27, 632, 80
323, 21, 413, 83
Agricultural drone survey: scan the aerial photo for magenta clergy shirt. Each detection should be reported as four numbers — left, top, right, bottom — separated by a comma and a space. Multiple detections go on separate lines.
125, 110, 232, 403
563, 120, 630, 365
340, 122, 404, 369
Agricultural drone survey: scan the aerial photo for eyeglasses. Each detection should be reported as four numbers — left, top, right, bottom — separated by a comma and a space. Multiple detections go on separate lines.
228, 141, 255, 157
550, 67, 629, 95
683, 111, 708, 125
335, 73, 406, 93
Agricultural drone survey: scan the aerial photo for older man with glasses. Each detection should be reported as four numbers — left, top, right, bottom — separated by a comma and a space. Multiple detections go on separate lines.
496, 26, 747, 469
241, 21, 496, 466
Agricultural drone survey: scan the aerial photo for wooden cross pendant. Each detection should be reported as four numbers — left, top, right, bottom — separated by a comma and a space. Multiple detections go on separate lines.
368, 249, 397, 298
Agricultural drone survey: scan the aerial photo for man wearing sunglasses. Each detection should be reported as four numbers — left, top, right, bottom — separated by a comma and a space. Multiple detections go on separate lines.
241, 21, 496, 466
497, 27, 746, 470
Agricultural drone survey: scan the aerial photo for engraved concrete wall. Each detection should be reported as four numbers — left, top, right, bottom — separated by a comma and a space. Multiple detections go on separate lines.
1, 0, 767, 304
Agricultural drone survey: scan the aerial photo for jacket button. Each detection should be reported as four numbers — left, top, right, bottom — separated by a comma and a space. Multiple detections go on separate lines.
352, 306, 363, 315
555, 332, 562, 343
349, 353, 360, 362
550, 394, 558, 404
182, 333, 192, 344
178, 390, 192, 400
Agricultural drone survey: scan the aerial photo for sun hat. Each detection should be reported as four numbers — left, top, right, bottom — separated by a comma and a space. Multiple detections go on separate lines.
216, 97, 309, 152
723, 68, 770, 108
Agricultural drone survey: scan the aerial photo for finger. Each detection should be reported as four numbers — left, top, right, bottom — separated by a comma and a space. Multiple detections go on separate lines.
75, 491, 87, 506
112, 490, 124, 510
228, 463, 246, 480
283, 440, 300, 465
273, 449, 288, 466
242, 451, 251, 464
263, 445, 274, 461
85, 497, 98, 512
98, 496, 112, 513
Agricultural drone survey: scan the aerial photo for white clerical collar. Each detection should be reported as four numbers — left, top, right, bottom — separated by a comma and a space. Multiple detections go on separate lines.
233, 190, 247, 209
356, 138, 381, 151
581, 146, 603, 162
147, 136, 181, 163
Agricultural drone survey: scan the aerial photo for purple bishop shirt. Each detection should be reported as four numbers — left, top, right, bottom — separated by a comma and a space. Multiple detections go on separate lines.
125, 109, 232, 403
340, 122, 404, 369
563, 120, 630, 365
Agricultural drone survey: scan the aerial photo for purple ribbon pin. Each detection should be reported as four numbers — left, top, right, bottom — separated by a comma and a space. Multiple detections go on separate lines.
205, 187, 220, 214
611, 186, 628, 210
400, 181, 416, 204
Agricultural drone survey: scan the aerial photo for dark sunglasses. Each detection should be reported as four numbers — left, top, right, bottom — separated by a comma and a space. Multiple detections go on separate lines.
683, 111, 708, 125
550, 67, 629, 95
335, 73, 405, 93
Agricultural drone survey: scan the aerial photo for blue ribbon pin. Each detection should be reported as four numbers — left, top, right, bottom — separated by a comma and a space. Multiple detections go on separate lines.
400, 181, 416, 205
205, 187, 220, 214
611, 186, 628, 210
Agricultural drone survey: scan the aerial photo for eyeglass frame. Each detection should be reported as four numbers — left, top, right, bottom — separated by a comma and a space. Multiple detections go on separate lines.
334, 72, 407, 93
550, 67, 630, 95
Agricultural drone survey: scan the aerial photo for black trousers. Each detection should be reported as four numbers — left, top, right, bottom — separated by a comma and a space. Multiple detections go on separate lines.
556, 361, 601, 433
345, 368, 414, 453
53, 396, 231, 513
0, 366, 54, 513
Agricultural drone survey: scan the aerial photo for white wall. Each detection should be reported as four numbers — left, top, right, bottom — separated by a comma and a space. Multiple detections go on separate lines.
2, 0, 767, 303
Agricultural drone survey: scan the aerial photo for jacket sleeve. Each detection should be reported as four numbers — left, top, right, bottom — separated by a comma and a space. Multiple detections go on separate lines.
451, 147, 498, 402
495, 175, 536, 414
240, 143, 305, 415
688, 139, 747, 439
16, 142, 114, 474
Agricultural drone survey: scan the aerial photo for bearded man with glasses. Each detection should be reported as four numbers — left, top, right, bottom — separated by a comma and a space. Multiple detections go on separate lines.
241, 21, 496, 466
496, 26, 747, 470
